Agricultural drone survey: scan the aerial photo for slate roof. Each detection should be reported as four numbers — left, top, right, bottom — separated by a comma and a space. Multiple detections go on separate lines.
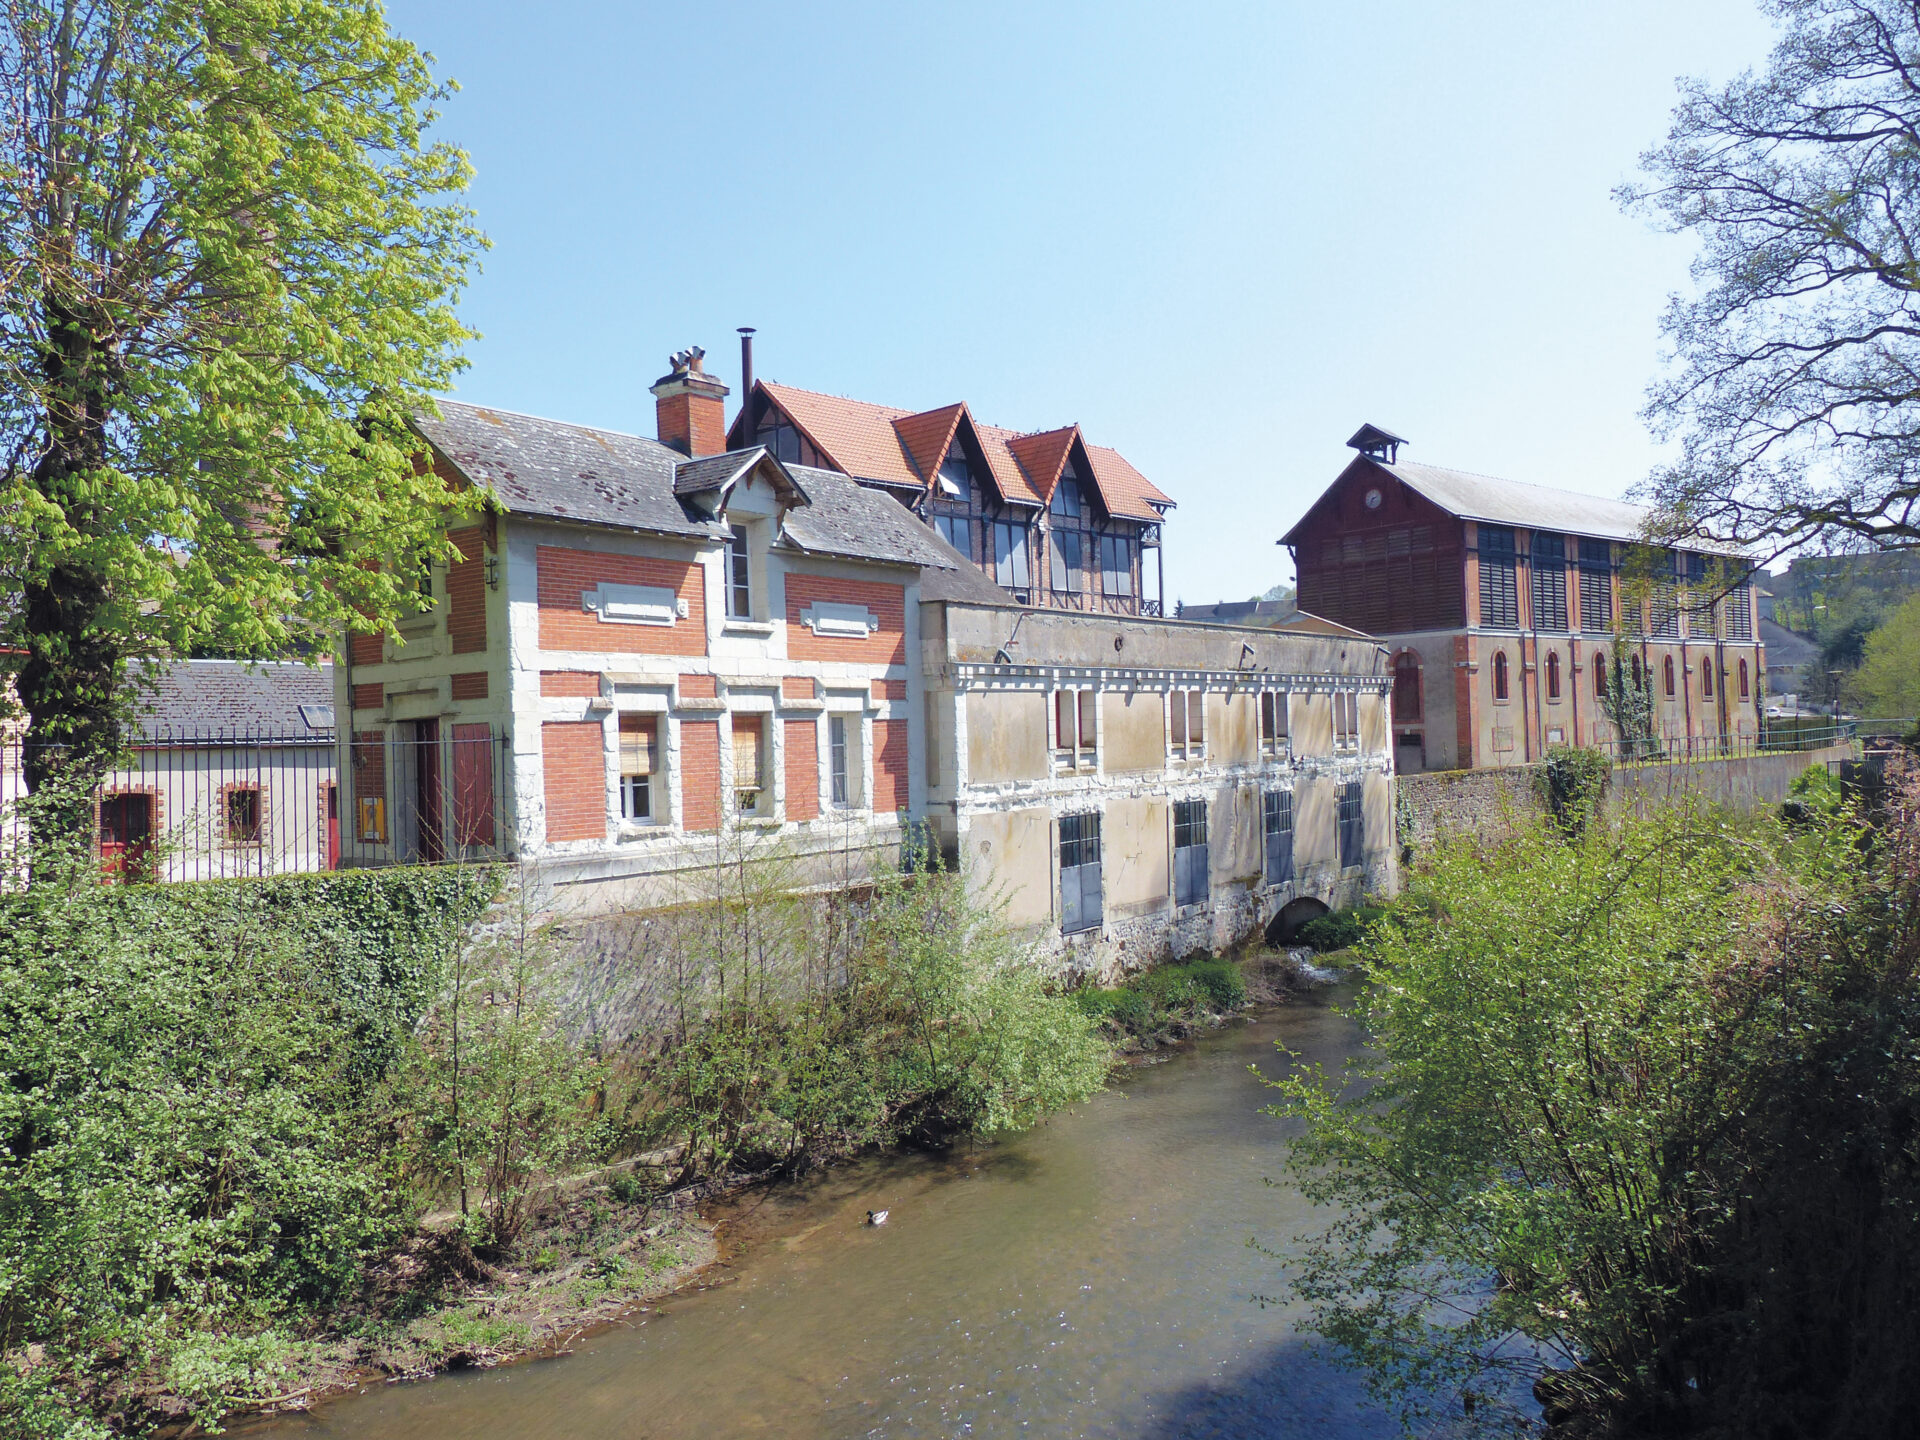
133, 659, 335, 740
414, 401, 945, 572
1760, 618, 1819, 670
736, 381, 1176, 521
779, 464, 956, 571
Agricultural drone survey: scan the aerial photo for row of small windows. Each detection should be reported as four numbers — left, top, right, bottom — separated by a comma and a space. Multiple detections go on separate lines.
1050, 686, 1362, 764
1481, 649, 1753, 704
1476, 527, 1753, 639
932, 513, 1137, 598
1057, 783, 1362, 934
615, 712, 868, 823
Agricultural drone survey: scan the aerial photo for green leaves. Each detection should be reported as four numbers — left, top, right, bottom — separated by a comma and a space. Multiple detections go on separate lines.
0, 1, 485, 746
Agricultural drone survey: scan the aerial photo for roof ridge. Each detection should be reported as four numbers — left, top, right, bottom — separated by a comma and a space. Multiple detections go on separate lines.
1392, 457, 1642, 509
429, 397, 669, 448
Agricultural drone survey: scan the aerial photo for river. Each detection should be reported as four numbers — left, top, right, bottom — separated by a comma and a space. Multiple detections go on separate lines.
261, 986, 1397, 1439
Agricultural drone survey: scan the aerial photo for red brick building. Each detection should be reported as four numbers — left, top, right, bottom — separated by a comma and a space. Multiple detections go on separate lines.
1282, 425, 1767, 772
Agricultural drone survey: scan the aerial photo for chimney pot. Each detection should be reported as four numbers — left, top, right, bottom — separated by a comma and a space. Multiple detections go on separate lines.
652, 345, 729, 457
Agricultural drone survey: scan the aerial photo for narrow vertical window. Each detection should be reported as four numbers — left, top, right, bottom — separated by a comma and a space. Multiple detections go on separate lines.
1478, 526, 1519, 629
1530, 532, 1568, 631
1492, 651, 1510, 701
1059, 812, 1104, 933
1055, 689, 1094, 764
1262, 789, 1294, 886
1546, 651, 1561, 700
727, 528, 752, 619
1739, 658, 1750, 699
619, 715, 656, 822
1594, 649, 1608, 700
1173, 798, 1210, 906
1663, 655, 1676, 697
1171, 690, 1205, 760
829, 715, 851, 806
1338, 781, 1364, 870
1703, 659, 1714, 698
1392, 652, 1422, 723
732, 714, 766, 815
1578, 539, 1613, 630
1260, 690, 1290, 755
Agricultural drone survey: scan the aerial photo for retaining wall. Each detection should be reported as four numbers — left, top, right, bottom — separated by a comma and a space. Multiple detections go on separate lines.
1400, 742, 1855, 848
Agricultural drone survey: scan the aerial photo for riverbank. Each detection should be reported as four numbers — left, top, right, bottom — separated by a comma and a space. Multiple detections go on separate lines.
180, 945, 1334, 1430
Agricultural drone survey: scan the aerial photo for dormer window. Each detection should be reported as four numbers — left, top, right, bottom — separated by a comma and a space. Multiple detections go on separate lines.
1051, 470, 1083, 518
726, 526, 752, 619
938, 444, 974, 502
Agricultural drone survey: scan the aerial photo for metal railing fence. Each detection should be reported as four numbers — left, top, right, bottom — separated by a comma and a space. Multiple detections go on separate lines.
0, 724, 509, 883
1582, 721, 1861, 767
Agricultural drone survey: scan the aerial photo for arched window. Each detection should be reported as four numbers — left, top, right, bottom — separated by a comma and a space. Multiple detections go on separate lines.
1546, 651, 1562, 700
1739, 658, 1750, 698
1703, 659, 1714, 698
1492, 650, 1510, 701
1593, 649, 1608, 700
1663, 655, 1676, 697
1392, 651, 1423, 722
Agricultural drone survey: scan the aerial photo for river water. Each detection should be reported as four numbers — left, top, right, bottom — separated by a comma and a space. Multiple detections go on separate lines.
265, 987, 1396, 1439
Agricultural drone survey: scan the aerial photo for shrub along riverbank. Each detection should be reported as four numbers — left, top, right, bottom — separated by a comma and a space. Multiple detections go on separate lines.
1270, 764, 1920, 1438
0, 810, 1111, 1438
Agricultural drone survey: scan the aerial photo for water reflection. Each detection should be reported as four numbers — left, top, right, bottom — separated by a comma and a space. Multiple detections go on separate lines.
259, 988, 1394, 1439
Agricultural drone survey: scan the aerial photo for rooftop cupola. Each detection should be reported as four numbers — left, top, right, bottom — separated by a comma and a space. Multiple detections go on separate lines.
652, 346, 729, 457
1346, 422, 1407, 464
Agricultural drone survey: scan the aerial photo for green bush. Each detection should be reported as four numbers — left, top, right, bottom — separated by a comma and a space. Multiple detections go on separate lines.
1073, 985, 1155, 1034
1267, 792, 1920, 1435
1295, 904, 1388, 953
1073, 958, 1248, 1040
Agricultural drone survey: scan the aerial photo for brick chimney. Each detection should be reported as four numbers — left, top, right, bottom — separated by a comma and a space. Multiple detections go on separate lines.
651, 346, 729, 456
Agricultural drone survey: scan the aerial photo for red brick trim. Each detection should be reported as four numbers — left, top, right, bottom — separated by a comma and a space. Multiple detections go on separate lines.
541, 670, 599, 698
541, 720, 606, 842
450, 671, 489, 701
680, 720, 721, 832
678, 673, 717, 700
785, 718, 819, 822
351, 682, 383, 711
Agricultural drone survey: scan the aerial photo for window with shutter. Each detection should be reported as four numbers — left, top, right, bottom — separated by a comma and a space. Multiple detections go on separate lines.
618, 716, 654, 823
1530, 532, 1568, 631
1578, 539, 1613, 630
1479, 526, 1519, 629
732, 716, 766, 816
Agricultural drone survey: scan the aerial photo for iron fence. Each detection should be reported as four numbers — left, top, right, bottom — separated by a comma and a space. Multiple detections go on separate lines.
0, 723, 509, 883
1583, 722, 1861, 767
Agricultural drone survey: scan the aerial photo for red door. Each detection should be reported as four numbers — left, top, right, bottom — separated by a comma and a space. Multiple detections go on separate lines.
99, 792, 155, 882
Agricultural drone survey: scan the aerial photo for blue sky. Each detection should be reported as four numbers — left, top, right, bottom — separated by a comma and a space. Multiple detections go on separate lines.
386, 0, 1779, 608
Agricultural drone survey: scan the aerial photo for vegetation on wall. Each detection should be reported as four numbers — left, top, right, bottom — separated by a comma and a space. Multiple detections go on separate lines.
1599, 644, 1660, 759
1267, 779, 1920, 1436
1536, 745, 1611, 834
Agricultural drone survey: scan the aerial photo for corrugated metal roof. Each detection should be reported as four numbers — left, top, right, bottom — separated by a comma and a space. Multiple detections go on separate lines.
134, 659, 334, 738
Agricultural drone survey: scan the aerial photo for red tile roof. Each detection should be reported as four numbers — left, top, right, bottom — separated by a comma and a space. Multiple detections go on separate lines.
740, 382, 1172, 520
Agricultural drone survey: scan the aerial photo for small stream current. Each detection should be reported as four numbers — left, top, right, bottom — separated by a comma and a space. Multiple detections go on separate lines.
263, 985, 1394, 1439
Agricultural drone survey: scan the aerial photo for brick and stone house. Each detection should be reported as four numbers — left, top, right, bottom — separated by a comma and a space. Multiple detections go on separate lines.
335, 347, 1396, 966
1282, 425, 1767, 773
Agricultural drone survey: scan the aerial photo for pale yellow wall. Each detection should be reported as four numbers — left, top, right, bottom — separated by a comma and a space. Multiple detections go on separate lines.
964, 806, 1054, 925
1102, 691, 1167, 774
1294, 776, 1336, 873
1358, 693, 1387, 755
1291, 693, 1332, 759
1211, 781, 1262, 886
1363, 771, 1393, 860
1104, 794, 1170, 919
1206, 694, 1258, 766
966, 691, 1049, 784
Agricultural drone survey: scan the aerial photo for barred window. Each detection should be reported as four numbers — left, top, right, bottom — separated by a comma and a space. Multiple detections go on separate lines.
1337, 781, 1364, 870
1262, 789, 1295, 887
1479, 526, 1519, 629
1059, 812, 1103, 934
1173, 799, 1209, 907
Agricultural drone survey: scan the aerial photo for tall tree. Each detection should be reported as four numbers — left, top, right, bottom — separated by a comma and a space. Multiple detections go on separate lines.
1624, 1, 1920, 558
0, 1, 482, 787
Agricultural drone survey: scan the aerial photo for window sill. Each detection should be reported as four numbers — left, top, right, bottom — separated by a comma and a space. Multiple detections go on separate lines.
722, 620, 776, 637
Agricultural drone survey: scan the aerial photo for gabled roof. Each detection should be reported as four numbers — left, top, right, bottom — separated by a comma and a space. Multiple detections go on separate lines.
1283, 452, 1736, 554
671, 447, 809, 510
734, 381, 1173, 520
1006, 427, 1078, 504
416, 401, 945, 572
134, 659, 335, 739
892, 403, 964, 484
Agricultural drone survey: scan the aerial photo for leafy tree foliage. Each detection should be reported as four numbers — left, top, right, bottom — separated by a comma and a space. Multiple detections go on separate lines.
0, 1, 483, 779
1269, 786, 1920, 1436
1846, 589, 1920, 714
1625, 1, 1920, 556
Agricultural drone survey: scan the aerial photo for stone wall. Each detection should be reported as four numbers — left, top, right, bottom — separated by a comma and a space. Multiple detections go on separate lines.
1401, 742, 1856, 850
